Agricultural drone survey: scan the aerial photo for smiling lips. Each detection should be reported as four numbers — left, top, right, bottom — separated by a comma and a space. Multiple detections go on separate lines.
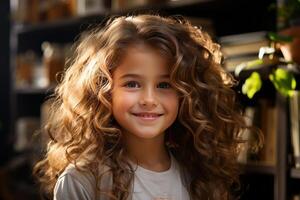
132, 112, 163, 121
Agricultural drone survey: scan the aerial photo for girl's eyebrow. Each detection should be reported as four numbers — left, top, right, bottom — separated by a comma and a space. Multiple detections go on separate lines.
120, 73, 170, 79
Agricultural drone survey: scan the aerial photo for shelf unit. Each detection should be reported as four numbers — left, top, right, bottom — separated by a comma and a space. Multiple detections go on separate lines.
5, 0, 298, 200
241, 163, 276, 175
291, 168, 300, 179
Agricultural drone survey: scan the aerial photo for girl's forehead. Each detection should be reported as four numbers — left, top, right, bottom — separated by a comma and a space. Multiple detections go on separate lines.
113, 45, 171, 78
125, 44, 162, 55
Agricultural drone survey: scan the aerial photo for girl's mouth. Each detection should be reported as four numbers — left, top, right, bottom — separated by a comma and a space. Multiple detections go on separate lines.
131, 113, 163, 120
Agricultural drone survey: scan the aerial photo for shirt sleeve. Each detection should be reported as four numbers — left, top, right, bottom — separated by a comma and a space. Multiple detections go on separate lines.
53, 173, 93, 200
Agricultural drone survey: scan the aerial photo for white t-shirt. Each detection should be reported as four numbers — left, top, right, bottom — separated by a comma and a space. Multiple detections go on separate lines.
54, 154, 190, 200
132, 154, 189, 200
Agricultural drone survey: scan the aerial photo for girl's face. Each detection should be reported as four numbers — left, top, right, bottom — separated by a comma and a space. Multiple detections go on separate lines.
111, 45, 179, 142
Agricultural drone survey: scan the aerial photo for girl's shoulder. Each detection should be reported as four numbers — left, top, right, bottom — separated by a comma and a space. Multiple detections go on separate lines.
53, 164, 112, 200
53, 164, 96, 200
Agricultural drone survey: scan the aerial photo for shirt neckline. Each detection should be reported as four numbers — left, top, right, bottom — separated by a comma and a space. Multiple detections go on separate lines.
134, 153, 177, 177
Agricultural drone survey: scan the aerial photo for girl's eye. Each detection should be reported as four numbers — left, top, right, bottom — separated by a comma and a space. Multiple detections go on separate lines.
125, 81, 140, 88
157, 82, 171, 89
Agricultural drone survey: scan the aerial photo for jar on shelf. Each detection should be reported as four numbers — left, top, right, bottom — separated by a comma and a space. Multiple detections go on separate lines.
15, 51, 36, 87
42, 42, 65, 86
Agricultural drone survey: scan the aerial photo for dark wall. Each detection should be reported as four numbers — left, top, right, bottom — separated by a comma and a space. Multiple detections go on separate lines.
163, 0, 277, 36
0, 0, 11, 164
213, 0, 277, 36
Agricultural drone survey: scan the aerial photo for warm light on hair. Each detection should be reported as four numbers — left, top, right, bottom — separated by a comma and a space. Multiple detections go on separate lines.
33, 14, 261, 200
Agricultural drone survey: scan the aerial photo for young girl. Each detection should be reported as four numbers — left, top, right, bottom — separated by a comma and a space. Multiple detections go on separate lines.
34, 14, 258, 200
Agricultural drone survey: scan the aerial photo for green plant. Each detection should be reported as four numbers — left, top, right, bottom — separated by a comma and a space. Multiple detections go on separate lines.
268, 31, 293, 43
276, 0, 300, 28
240, 32, 297, 98
242, 68, 296, 98
242, 72, 262, 99
269, 68, 297, 96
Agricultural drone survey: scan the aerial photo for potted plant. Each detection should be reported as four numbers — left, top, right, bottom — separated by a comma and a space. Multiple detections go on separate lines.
276, 0, 300, 65
239, 33, 297, 99
240, 1, 300, 99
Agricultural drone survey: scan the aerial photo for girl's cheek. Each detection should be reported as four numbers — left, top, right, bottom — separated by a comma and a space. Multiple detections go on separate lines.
159, 92, 179, 109
123, 93, 139, 104
115, 91, 140, 104
160, 90, 179, 100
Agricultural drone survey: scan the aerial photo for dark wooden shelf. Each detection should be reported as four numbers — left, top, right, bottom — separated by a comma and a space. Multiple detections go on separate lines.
15, 86, 54, 95
240, 162, 276, 175
291, 168, 300, 179
114, 0, 215, 13
12, 13, 108, 35
156, 0, 213, 8
12, 0, 215, 36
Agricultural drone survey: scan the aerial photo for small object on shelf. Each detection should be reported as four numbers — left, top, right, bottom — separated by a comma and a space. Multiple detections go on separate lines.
11, 0, 77, 24
44, 0, 74, 22
279, 26, 300, 66
42, 41, 66, 86
10, 0, 39, 24
77, 0, 110, 16
219, 31, 269, 72
15, 50, 50, 90
15, 51, 36, 87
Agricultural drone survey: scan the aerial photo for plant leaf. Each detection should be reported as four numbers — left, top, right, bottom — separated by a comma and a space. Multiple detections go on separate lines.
268, 32, 293, 43
269, 68, 297, 97
242, 72, 262, 99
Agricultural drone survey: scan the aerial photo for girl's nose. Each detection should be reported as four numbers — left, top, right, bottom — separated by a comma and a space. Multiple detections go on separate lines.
139, 87, 158, 108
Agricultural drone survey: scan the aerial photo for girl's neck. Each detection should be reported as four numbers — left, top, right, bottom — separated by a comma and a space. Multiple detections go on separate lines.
124, 133, 171, 172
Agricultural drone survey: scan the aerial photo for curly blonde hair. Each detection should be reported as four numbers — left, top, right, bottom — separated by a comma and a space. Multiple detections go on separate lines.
34, 14, 259, 200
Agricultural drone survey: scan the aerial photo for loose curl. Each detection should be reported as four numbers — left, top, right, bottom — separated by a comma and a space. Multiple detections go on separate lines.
34, 14, 261, 200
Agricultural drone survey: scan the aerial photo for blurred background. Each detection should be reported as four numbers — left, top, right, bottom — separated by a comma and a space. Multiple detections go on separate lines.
1, 0, 300, 199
